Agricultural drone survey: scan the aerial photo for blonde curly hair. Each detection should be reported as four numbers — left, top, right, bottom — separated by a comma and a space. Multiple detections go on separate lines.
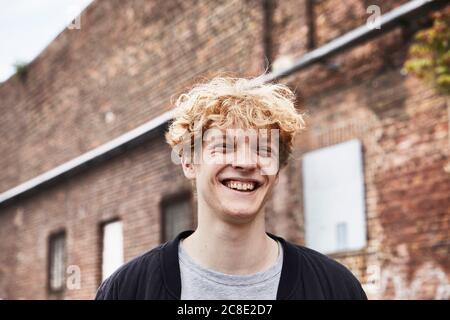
165, 73, 306, 168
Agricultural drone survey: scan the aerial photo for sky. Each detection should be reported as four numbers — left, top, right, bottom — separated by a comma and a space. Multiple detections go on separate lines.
0, 0, 93, 82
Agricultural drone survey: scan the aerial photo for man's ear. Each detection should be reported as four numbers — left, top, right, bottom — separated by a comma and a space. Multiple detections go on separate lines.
181, 154, 196, 180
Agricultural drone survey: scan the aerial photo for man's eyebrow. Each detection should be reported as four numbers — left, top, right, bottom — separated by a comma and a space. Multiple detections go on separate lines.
257, 135, 273, 144
205, 133, 226, 145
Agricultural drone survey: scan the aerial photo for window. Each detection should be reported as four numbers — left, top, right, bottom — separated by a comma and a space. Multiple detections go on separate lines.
48, 231, 66, 292
302, 139, 367, 254
161, 193, 194, 242
101, 220, 124, 281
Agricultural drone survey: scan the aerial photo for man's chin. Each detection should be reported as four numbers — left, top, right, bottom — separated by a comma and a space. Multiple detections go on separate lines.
220, 207, 261, 224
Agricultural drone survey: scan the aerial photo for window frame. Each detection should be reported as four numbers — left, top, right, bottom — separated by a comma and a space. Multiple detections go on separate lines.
160, 191, 195, 243
47, 230, 66, 294
302, 139, 368, 255
99, 218, 124, 283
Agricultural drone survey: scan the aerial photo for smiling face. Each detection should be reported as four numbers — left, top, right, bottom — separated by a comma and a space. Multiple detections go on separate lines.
167, 76, 306, 226
182, 126, 280, 224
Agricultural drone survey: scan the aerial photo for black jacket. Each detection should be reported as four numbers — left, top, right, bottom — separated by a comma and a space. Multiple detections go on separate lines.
95, 230, 367, 300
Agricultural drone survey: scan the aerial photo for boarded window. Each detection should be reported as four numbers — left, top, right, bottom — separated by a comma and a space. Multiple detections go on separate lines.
302, 139, 367, 254
161, 193, 193, 242
49, 232, 66, 292
102, 220, 124, 281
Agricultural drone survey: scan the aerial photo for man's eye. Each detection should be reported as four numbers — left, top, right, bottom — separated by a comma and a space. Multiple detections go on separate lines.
257, 146, 271, 155
214, 144, 233, 152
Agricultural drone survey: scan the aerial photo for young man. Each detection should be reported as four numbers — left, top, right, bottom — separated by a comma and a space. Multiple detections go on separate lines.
95, 75, 367, 300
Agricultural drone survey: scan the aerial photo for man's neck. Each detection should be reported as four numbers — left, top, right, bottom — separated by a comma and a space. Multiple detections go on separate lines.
181, 214, 279, 275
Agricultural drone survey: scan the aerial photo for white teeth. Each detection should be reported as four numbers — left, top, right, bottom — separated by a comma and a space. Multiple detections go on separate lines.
224, 180, 256, 191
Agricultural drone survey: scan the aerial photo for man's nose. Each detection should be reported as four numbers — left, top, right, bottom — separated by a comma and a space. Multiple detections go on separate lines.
231, 145, 257, 170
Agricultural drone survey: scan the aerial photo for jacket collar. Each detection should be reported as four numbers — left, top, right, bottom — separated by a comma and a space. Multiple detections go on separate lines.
161, 230, 300, 300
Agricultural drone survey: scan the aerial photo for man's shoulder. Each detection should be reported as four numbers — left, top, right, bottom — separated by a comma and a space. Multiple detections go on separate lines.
286, 241, 367, 299
293, 243, 356, 277
113, 244, 163, 278
95, 244, 164, 299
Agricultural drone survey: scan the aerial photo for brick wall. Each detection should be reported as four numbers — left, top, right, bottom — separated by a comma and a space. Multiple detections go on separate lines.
0, 0, 449, 299
264, 0, 449, 299
0, 0, 265, 194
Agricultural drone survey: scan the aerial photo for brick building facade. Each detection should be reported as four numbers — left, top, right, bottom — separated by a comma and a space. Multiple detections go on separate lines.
0, 0, 448, 299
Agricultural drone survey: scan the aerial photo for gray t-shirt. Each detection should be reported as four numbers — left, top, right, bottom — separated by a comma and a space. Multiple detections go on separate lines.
179, 239, 283, 300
